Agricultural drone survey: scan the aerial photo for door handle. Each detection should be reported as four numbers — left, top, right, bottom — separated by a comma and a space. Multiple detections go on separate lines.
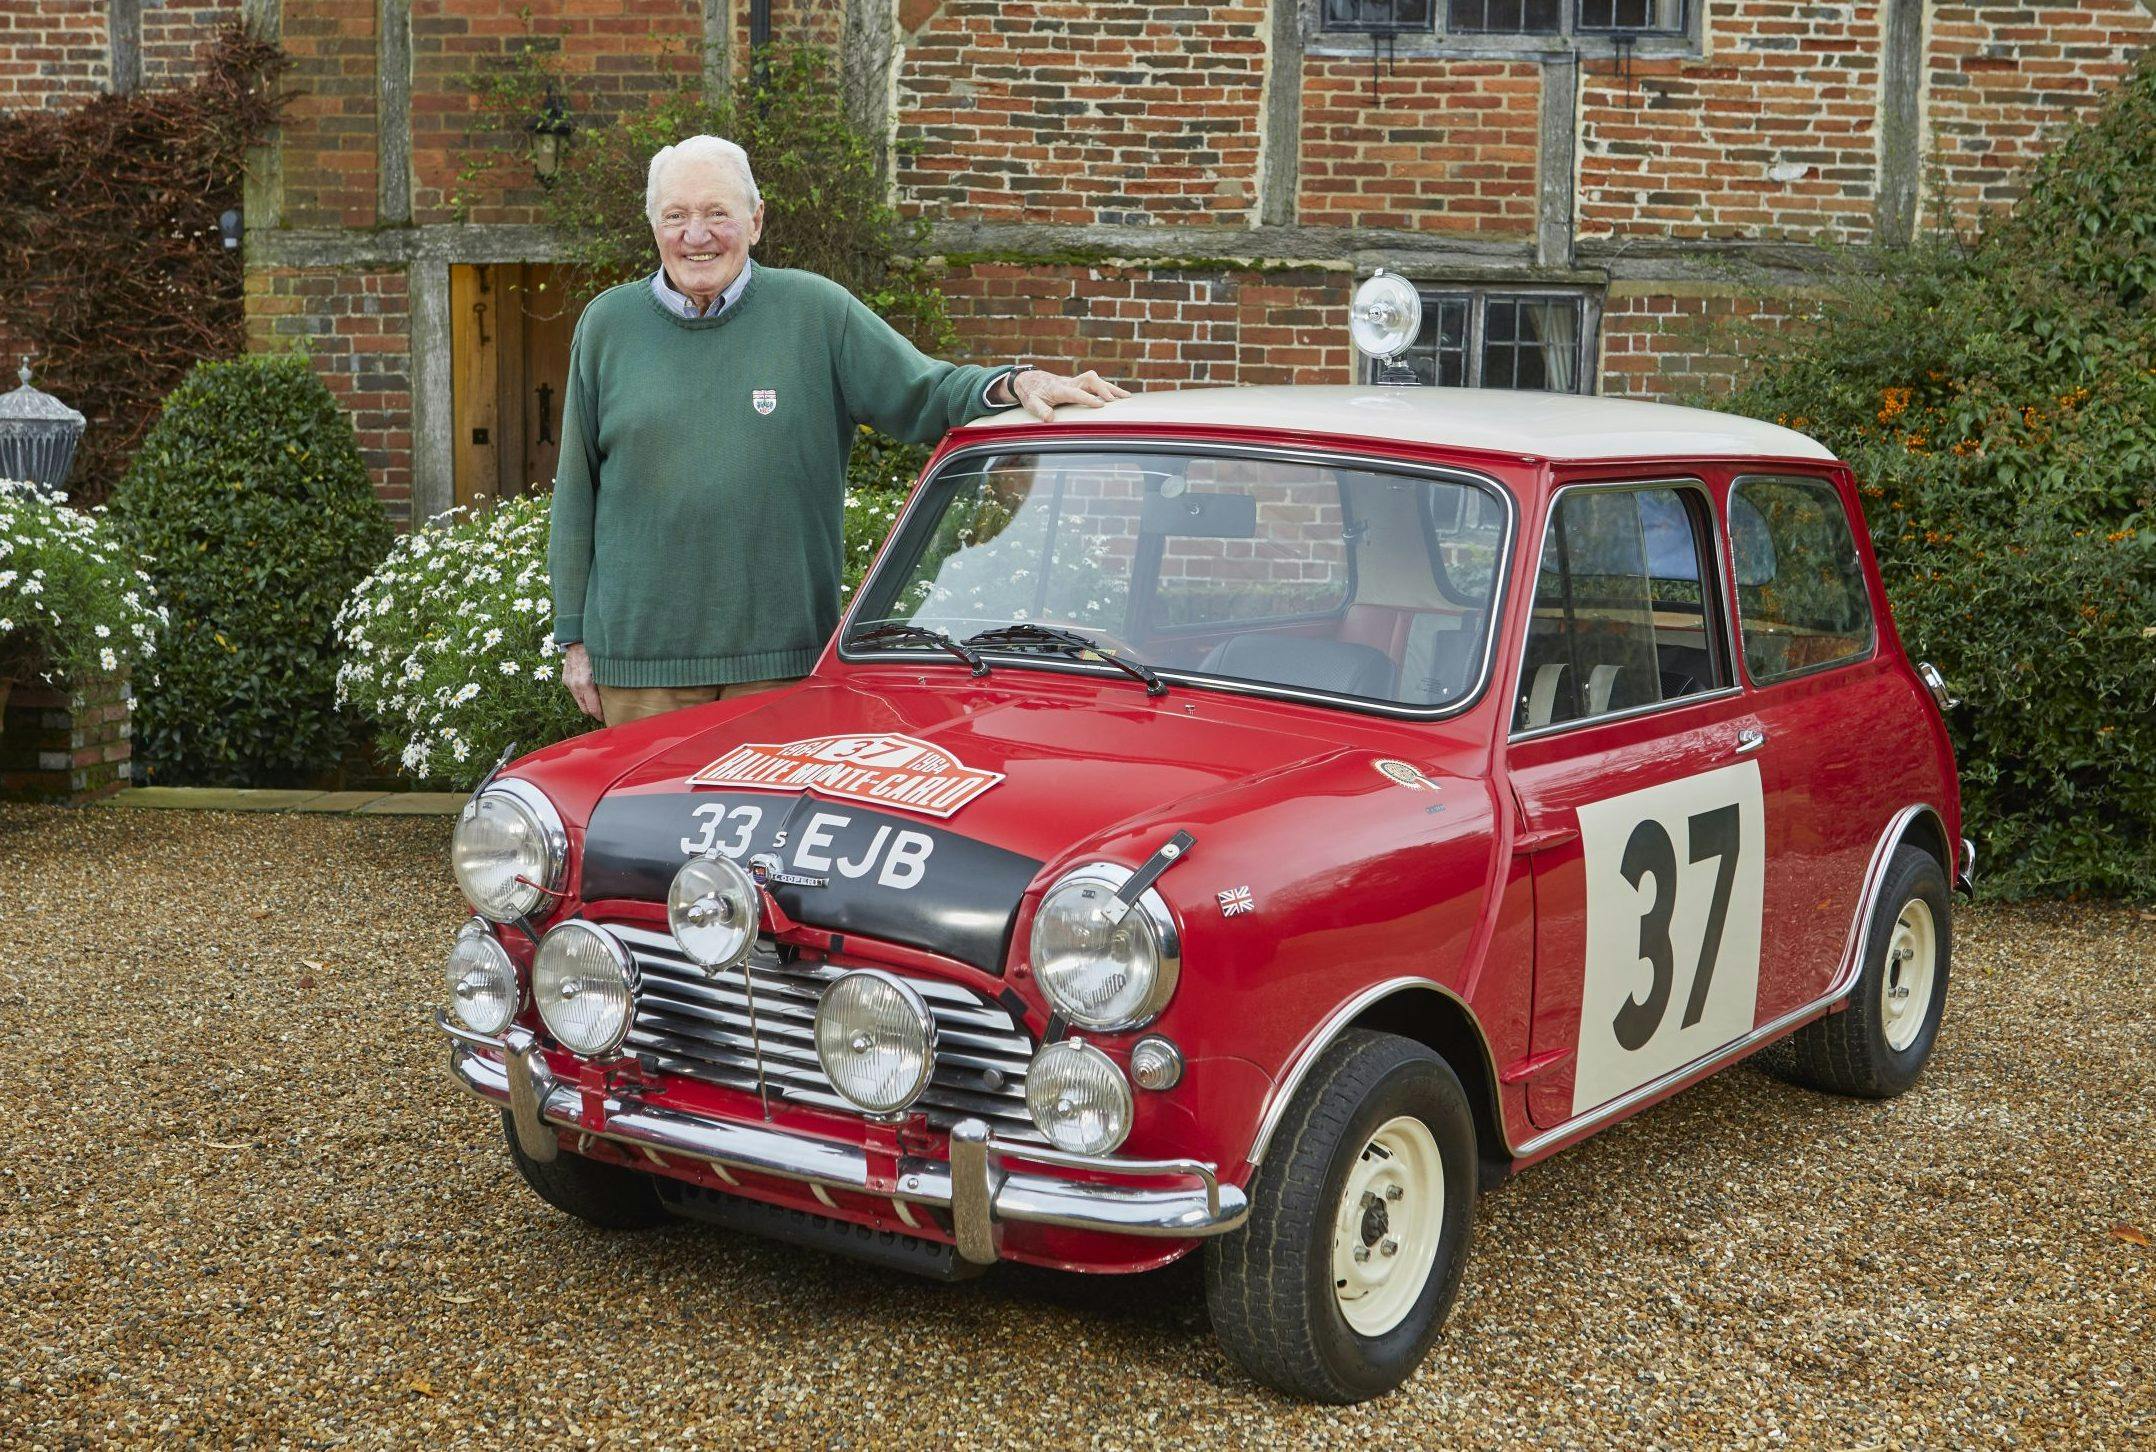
1734, 727, 1767, 755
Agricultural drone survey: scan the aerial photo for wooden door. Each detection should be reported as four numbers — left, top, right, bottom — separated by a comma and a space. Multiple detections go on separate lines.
451, 263, 582, 509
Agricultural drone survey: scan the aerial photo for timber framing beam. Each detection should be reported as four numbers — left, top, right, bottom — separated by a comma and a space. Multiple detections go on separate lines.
108, 0, 141, 94
378, 0, 412, 225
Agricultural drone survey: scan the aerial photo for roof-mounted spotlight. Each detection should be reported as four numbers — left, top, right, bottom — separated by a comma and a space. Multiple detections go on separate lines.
1350, 270, 1422, 387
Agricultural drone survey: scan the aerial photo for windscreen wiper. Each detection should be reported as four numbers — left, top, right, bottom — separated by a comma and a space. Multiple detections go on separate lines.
964, 623, 1167, 696
845, 620, 988, 676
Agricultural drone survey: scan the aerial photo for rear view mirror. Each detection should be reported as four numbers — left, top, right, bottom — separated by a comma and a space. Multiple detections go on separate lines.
1141, 490, 1258, 538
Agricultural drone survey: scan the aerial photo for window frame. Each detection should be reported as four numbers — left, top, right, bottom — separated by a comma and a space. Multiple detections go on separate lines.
1311, 0, 1699, 60
1361, 286, 1601, 395
1724, 472, 1880, 690
1507, 476, 1743, 743
840, 438, 1522, 722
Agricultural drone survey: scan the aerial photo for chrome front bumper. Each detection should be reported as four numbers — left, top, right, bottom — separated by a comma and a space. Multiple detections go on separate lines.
436, 1013, 1248, 1264
1957, 836, 1977, 895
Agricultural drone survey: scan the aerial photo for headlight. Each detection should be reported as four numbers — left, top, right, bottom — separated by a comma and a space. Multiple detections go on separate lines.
814, 970, 936, 1114
451, 780, 564, 923
443, 918, 518, 1036
668, 854, 759, 972
532, 921, 636, 1058
1029, 864, 1181, 1031
1025, 1039, 1132, 1155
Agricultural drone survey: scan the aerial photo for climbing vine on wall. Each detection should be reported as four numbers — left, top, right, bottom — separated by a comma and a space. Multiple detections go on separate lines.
0, 28, 287, 507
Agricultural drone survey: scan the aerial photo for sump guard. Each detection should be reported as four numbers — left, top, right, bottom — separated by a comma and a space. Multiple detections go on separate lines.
580, 790, 1042, 974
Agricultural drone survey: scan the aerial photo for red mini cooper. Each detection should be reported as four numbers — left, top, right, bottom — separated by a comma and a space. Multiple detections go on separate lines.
436, 381, 1966, 1402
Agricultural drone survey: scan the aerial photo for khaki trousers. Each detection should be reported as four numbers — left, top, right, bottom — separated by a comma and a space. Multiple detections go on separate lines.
597, 676, 800, 728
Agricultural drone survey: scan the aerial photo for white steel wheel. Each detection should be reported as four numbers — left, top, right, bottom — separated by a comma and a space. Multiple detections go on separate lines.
1330, 1115, 1444, 1337
1880, 896, 1938, 1052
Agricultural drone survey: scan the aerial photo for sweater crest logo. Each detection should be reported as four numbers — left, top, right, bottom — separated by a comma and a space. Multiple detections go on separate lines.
689, 733, 1004, 819
752, 389, 777, 415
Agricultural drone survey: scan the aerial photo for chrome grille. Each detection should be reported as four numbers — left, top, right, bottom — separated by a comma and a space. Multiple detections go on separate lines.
606, 922, 1043, 1143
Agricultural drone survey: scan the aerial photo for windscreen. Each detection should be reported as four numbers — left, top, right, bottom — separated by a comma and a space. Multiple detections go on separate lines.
850, 448, 1507, 710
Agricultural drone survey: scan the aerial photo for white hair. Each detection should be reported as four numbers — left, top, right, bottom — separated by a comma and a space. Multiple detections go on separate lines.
645, 136, 760, 223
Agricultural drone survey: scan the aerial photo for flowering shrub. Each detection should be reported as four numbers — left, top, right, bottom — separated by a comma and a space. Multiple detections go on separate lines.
335, 496, 585, 789
345, 451, 926, 789
842, 484, 909, 602
0, 480, 165, 688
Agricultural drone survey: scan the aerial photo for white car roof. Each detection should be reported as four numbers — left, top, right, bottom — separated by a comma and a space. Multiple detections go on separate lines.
959, 385, 1839, 464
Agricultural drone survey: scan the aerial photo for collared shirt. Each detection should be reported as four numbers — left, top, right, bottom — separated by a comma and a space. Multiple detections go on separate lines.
651, 259, 754, 319
650, 258, 1014, 408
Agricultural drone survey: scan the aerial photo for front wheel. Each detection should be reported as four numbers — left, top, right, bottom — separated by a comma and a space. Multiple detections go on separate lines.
500, 1111, 670, 1229
1205, 1030, 1478, 1403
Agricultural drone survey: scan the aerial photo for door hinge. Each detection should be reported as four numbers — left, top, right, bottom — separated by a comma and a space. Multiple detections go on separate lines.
1512, 825, 1580, 855
1499, 1047, 1573, 1085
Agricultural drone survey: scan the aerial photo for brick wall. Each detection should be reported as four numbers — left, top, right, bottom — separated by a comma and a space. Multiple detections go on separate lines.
1299, 58, 1542, 234
410, 0, 700, 224
281, 0, 380, 227
897, 1, 1268, 226
0, 675, 131, 803
1926, 2, 2156, 230
937, 264, 1353, 388
1596, 283, 1815, 400
1580, 2, 1886, 244
0, 0, 109, 109
741, 0, 846, 57
244, 267, 416, 525
143, 1, 245, 87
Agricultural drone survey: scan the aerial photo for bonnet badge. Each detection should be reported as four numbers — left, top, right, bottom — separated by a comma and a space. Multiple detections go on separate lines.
752, 389, 777, 415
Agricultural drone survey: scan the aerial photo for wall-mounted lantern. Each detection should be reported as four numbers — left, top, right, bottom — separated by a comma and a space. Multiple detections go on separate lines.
530, 84, 574, 187
0, 359, 87, 495
219, 208, 242, 251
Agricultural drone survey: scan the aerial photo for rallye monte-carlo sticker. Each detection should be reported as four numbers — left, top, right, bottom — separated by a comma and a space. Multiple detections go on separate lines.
689, 734, 1004, 819
580, 790, 1041, 974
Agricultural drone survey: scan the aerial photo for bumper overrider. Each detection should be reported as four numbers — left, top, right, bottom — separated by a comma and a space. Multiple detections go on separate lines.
435, 1012, 1249, 1264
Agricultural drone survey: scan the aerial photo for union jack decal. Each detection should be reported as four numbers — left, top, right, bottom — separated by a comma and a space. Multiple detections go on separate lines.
1217, 885, 1255, 918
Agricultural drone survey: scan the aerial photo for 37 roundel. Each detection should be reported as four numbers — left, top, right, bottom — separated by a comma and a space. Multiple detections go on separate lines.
1570, 761, 1767, 1116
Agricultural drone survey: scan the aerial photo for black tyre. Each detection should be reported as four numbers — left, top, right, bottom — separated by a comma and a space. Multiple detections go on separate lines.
1205, 1030, 1478, 1403
1772, 844, 1950, 1098
500, 1111, 670, 1230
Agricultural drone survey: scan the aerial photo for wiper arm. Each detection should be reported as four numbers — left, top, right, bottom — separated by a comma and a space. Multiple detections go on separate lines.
963, 623, 1167, 696
845, 620, 988, 676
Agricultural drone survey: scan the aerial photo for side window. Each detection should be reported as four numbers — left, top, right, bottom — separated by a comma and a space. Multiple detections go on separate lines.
1728, 477, 1875, 682
1514, 484, 1727, 733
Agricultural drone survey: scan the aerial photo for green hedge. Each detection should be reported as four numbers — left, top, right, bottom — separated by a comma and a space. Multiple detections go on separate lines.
113, 354, 391, 785
1715, 56, 2156, 899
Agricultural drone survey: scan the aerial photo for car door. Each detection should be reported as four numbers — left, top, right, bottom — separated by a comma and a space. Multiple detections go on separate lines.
1504, 478, 1772, 1129
1723, 470, 1911, 1018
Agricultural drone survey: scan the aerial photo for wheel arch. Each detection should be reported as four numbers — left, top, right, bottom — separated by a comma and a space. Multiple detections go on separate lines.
1897, 805, 1951, 874
1245, 980, 1515, 1184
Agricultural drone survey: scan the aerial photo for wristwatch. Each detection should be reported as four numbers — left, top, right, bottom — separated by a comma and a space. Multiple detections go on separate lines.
995, 365, 1039, 407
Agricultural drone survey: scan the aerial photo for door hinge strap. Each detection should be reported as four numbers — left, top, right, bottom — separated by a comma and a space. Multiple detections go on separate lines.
1499, 1047, 1573, 1085
1512, 825, 1580, 855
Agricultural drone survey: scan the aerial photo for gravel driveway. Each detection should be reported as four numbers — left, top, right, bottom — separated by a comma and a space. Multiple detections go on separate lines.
3, 804, 2149, 1448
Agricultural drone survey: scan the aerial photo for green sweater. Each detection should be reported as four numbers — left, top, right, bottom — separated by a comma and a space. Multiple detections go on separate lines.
548, 266, 1014, 687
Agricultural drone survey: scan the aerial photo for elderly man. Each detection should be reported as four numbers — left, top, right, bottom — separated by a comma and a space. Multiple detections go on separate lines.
550, 135, 1127, 727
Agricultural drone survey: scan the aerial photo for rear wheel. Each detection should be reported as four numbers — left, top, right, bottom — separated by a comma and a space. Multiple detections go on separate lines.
1772, 844, 1951, 1098
1205, 1030, 1478, 1403
499, 1111, 669, 1229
